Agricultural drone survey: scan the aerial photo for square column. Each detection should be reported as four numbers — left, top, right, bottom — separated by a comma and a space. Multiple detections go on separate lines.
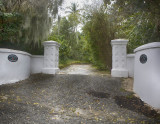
42, 41, 60, 74
111, 39, 129, 77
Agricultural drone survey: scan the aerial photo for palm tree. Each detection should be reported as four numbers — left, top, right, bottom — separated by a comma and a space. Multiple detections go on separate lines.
66, 3, 81, 44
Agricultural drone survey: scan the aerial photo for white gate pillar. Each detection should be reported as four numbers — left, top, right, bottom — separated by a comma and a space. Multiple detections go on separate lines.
42, 41, 60, 74
111, 39, 129, 77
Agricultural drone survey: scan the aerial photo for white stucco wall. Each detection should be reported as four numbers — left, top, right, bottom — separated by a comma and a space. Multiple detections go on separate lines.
31, 55, 44, 74
0, 41, 60, 85
0, 49, 31, 85
134, 42, 160, 109
127, 54, 135, 78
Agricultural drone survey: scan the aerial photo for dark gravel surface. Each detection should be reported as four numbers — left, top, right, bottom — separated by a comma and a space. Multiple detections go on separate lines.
0, 74, 160, 124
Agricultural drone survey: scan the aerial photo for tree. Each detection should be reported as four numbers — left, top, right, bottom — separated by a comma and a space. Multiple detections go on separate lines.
0, 0, 64, 53
104, 0, 160, 52
82, 4, 115, 70
66, 3, 81, 44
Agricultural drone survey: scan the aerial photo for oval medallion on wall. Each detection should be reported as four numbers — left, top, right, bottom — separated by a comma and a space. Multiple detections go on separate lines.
140, 54, 147, 64
8, 54, 18, 62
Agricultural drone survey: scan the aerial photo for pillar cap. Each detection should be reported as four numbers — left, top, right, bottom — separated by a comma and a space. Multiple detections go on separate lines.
127, 54, 135, 58
111, 39, 129, 45
43, 41, 60, 47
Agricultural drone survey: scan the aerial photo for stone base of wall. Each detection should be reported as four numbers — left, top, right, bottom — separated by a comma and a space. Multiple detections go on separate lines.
111, 69, 128, 78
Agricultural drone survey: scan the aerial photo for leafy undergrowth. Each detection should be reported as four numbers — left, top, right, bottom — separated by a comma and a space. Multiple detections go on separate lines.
114, 96, 160, 120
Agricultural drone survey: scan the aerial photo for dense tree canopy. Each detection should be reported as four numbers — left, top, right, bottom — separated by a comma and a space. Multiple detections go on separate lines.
82, 5, 114, 69
0, 0, 63, 54
104, 0, 160, 52
49, 4, 88, 64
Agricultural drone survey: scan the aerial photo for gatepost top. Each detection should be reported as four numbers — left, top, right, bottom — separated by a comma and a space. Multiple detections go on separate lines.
43, 41, 60, 47
111, 39, 129, 45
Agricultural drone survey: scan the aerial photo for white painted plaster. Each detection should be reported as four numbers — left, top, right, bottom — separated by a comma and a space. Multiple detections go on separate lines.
0, 49, 31, 85
31, 55, 44, 74
134, 42, 160, 109
127, 54, 135, 78
0, 41, 60, 85
42, 41, 60, 74
111, 39, 129, 77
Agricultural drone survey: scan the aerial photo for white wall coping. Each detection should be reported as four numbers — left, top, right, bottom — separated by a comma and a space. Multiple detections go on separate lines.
0, 48, 31, 56
31, 55, 44, 58
134, 42, 160, 53
111, 39, 129, 45
127, 54, 135, 58
43, 41, 60, 47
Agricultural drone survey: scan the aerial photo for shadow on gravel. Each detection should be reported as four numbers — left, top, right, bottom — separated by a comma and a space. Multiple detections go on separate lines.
29, 74, 54, 82
87, 90, 110, 98
114, 96, 160, 120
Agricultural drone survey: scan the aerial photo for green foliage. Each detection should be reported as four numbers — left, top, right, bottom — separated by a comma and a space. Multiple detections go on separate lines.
0, 0, 63, 54
0, 12, 22, 42
51, 0, 160, 69
50, 17, 72, 63
119, 11, 156, 53
66, 3, 81, 44
48, 34, 70, 63
82, 5, 114, 70
105, 0, 160, 53
49, 12, 89, 65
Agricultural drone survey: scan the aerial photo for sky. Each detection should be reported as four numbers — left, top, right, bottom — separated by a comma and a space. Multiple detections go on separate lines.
58, 0, 93, 16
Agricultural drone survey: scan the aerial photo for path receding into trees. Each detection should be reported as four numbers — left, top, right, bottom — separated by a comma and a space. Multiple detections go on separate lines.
0, 64, 159, 124
59, 64, 96, 75
58, 64, 109, 75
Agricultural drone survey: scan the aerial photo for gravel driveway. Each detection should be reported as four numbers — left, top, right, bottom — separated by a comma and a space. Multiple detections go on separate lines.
0, 65, 160, 124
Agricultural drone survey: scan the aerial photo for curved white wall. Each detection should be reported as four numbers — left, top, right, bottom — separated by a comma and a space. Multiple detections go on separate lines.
127, 54, 135, 78
0, 49, 31, 85
31, 55, 44, 74
134, 42, 160, 109
0, 41, 60, 85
